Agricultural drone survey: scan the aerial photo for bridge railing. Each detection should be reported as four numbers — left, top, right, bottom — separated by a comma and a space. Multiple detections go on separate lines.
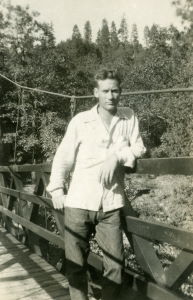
0, 157, 193, 300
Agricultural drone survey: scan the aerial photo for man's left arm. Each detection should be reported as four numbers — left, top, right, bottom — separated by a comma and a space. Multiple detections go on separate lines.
99, 113, 146, 187
116, 113, 146, 168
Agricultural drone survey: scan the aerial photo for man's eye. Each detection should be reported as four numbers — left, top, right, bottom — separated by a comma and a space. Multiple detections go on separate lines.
102, 90, 119, 93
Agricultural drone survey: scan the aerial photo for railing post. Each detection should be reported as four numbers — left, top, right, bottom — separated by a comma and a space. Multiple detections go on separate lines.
70, 96, 77, 118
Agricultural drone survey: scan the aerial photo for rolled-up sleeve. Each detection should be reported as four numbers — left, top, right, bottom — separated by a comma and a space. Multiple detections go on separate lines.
47, 117, 80, 193
117, 114, 146, 168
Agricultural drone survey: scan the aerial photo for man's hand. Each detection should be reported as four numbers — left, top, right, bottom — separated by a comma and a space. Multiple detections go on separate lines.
50, 189, 66, 210
99, 153, 119, 187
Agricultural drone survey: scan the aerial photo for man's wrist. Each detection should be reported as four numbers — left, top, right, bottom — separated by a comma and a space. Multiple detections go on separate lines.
51, 188, 65, 198
116, 146, 137, 167
114, 150, 124, 164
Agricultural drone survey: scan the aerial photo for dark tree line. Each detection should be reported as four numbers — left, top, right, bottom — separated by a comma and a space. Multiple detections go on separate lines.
0, 0, 193, 163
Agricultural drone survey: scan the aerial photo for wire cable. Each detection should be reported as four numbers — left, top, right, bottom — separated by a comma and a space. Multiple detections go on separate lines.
0, 73, 72, 99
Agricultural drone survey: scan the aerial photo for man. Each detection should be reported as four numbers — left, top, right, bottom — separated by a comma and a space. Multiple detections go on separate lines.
47, 69, 146, 300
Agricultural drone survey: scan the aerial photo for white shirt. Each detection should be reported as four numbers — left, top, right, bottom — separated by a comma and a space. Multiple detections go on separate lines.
47, 105, 146, 212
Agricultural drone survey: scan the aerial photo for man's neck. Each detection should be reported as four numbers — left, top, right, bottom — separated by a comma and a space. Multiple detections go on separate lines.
98, 106, 117, 129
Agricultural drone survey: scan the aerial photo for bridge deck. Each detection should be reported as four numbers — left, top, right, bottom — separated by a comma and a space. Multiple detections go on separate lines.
0, 226, 70, 300
0, 225, 152, 300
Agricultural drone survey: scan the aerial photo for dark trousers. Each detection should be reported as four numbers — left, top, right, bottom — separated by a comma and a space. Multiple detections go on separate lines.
64, 207, 124, 300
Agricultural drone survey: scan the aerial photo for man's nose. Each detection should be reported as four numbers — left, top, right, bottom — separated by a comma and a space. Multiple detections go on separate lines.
107, 91, 113, 99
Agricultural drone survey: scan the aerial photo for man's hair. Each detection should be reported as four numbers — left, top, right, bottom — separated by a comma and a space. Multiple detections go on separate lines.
94, 68, 122, 87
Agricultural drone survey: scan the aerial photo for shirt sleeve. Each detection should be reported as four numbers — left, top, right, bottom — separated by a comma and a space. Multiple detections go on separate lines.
116, 113, 146, 168
46, 116, 80, 193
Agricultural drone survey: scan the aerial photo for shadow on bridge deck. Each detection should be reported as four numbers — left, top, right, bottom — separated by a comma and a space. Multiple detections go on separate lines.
0, 226, 70, 300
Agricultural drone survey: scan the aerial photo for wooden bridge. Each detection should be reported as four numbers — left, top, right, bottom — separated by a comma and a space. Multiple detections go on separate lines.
0, 157, 193, 300
0, 227, 69, 300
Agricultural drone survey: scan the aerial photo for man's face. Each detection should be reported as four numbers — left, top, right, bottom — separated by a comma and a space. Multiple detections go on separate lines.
94, 79, 121, 113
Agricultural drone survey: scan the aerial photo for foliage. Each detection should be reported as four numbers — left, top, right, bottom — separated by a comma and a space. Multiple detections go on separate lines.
39, 112, 67, 159
119, 16, 129, 43
0, 0, 193, 162
125, 174, 193, 297
125, 174, 193, 229
84, 20, 92, 43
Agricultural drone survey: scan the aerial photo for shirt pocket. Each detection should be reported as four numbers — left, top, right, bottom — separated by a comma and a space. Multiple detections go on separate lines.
112, 120, 130, 147
79, 125, 108, 160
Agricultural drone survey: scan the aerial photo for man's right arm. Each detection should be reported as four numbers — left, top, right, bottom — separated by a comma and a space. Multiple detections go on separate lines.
46, 117, 79, 209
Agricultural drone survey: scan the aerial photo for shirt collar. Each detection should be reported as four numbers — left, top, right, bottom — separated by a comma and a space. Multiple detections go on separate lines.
90, 105, 129, 120
88, 105, 128, 133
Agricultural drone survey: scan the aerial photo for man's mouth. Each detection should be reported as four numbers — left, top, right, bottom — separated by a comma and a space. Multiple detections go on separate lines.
106, 102, 115, 105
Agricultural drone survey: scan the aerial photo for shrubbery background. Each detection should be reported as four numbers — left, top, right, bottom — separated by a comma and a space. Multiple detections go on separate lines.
0, 0, 193, 162
0, 0, 193, 297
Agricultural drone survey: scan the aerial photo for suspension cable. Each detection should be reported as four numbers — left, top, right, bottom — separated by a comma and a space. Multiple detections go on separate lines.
0, 73, 72, 99
1, 72, 193, 99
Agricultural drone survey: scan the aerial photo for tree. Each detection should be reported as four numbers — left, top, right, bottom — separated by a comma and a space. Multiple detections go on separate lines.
172, 0, 193, 25
118, 16, 128, 44
1, 1, 192, 162
0, 2, 65, 162
131, 24, 139, 44
130, 23, 140, 55
110, 21, 119, 49
96, 19, 110, 55
72, 24, 82, 41
84, 20, 92, 43
144, 26, 150, 47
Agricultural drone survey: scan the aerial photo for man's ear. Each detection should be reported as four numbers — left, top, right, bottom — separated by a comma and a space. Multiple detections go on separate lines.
94, 87, 99, 98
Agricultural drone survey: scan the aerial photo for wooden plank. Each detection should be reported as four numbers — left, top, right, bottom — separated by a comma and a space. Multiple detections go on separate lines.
0, 267, 65, 281
34, 172, 65, 236
0, 226, 184, 300
87, 252, 103, 272
133, 157, 193, 175
0, 279, 68, 299
10, 174, 34, 225
0, 173, 9, 209
19, 284, 69, 300
0, 246, 28, 256
0, 252, 55, 269
0, 260, 67, 280
124, 271, 183, 300
52, 209, 65, 236
0, 173, 15, 233
8, 174, 25, 219
165, 250, 193, 290
28, 172, 51, 256
0, 273, 67, 287
121, 204, 140, 248
0, 206, 64, 248
0, 163, 51, 173
34, 172, 47, 196
0, 256, 57, 275
43, 173, 65, 236
0, 279, 69, 300
0, 185, 65, 237
120, 286, 151, 300
0, 186, 54, 209
125, 216, 193, 251
0, 263, 54, 274
1, 157, 193, 175
0, 226, 70, 300
0, 226, 25, 243
132, 235, 166, 285
145, 282, 183, 300
0, 186, 20, 198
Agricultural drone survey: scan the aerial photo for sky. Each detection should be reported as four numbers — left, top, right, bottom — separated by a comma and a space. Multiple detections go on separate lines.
10, 0, 183, 43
